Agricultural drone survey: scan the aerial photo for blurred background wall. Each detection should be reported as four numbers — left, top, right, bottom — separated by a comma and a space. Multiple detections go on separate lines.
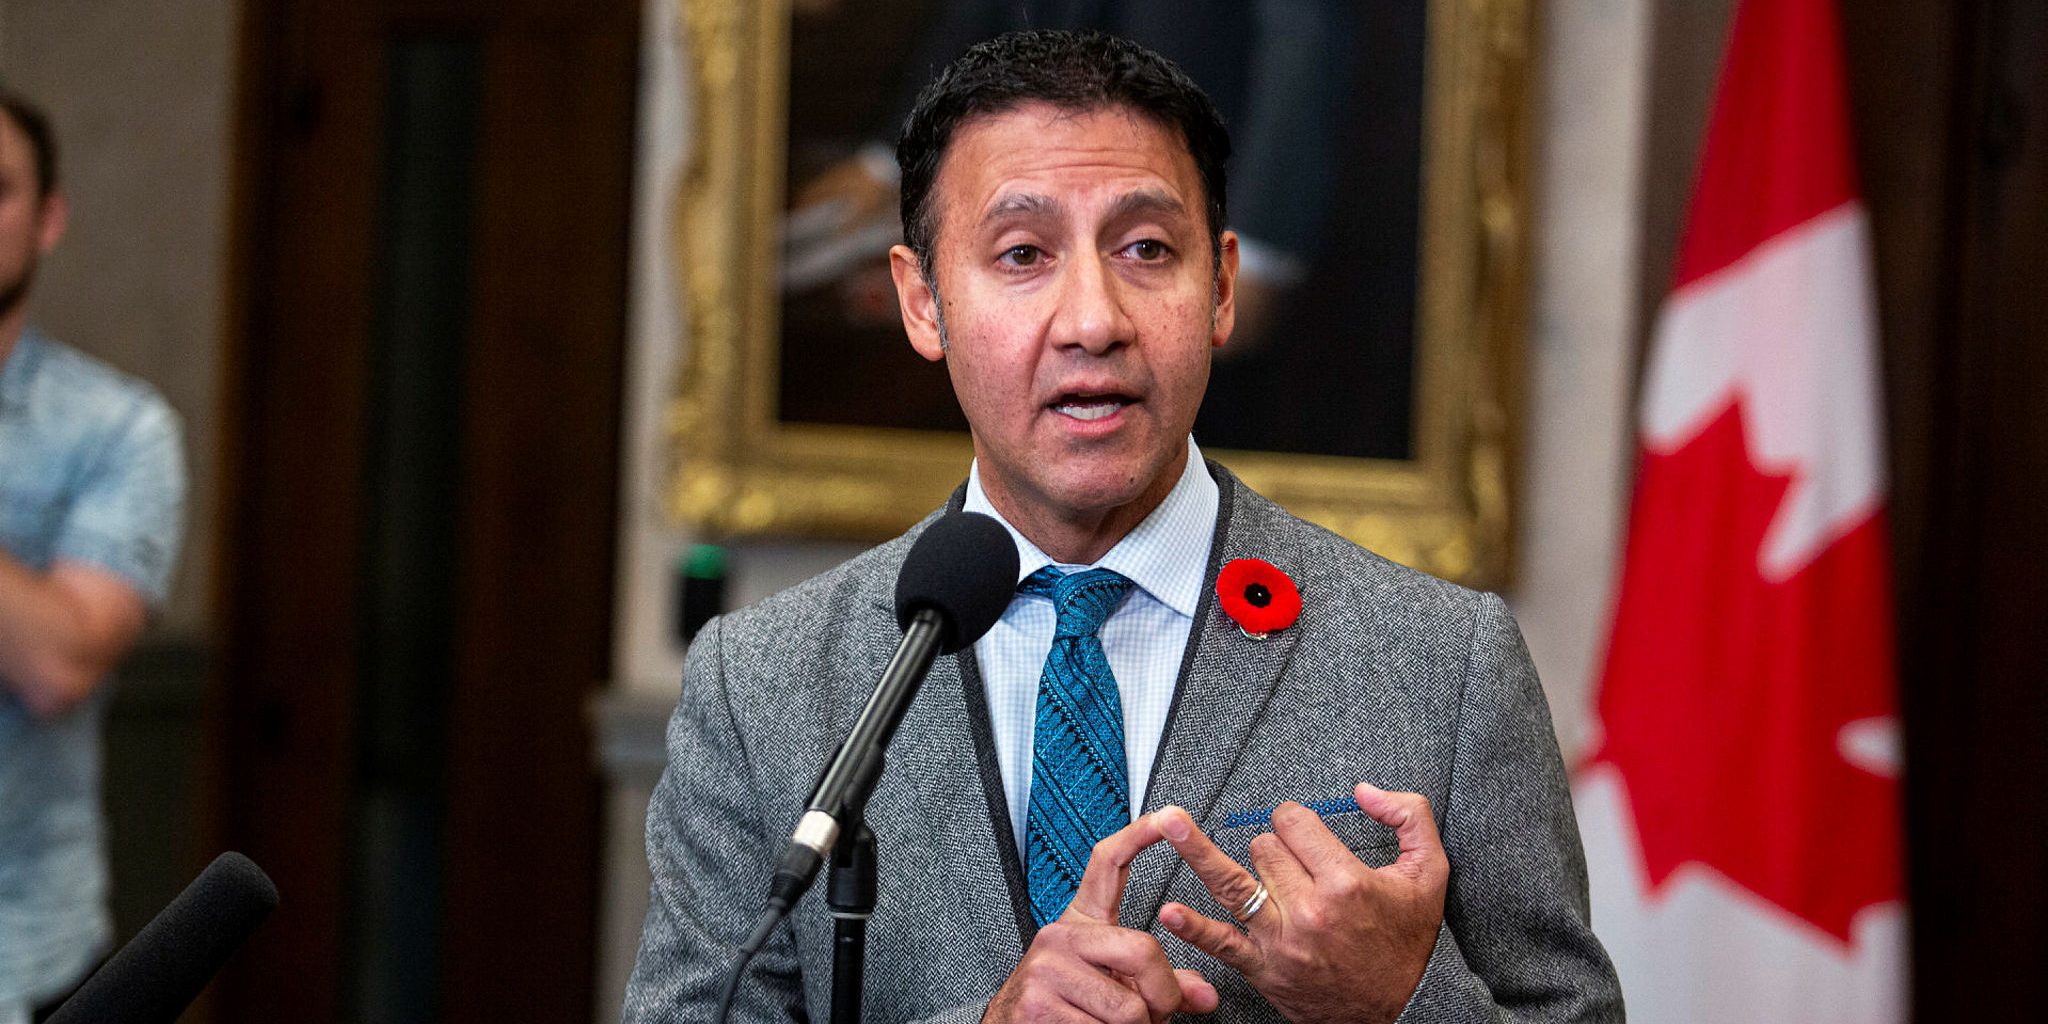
2, 0, 2041, 1020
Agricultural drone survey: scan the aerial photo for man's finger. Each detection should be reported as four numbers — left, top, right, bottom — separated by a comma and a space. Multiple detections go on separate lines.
1269, 800, 1365, 880
1247, 831, 1312, 903
1151, 806, 1266, 915
1062, 922, 1185, 1017
1042, 954, 1156, 1024
1158, 902, 1260, 976
1354, 782, 1447, 876
1067, 815, 1169, 922
1174, 969, 1220, 1015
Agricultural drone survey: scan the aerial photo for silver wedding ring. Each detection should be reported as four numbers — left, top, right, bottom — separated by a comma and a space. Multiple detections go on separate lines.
1233, 881, 1271, 921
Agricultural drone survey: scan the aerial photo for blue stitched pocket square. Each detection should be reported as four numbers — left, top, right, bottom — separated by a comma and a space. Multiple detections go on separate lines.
1218, 795, 1361, 830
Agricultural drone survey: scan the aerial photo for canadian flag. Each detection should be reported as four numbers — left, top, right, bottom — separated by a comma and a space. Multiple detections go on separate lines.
1573, 0, 1907, 1019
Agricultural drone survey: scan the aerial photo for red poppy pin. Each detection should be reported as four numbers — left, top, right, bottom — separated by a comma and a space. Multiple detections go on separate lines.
1215, 558, 1301, 639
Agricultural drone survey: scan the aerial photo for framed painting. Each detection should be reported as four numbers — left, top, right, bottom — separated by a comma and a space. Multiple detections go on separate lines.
666, 0, 1530, 586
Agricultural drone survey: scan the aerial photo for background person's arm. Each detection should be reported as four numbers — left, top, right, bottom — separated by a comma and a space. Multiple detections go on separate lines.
0, 553, 148, 718
1, 388, 183, 719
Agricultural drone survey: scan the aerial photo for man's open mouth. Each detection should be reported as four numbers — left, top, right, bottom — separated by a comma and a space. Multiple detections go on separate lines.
1051, 394, 1134, 421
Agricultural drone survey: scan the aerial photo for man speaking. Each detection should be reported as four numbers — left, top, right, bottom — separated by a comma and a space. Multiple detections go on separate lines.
626, 31, 1620, 1023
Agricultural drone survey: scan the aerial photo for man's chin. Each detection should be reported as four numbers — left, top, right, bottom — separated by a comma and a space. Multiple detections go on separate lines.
1039, 462, 1179, 522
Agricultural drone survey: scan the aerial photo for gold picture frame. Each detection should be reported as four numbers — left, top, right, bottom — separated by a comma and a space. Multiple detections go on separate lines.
666, 0, 1530, 587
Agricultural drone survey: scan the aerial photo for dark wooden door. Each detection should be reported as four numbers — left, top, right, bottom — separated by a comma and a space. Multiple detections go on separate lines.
1846, 2, 2048, 1020
216, 1, 635, 1019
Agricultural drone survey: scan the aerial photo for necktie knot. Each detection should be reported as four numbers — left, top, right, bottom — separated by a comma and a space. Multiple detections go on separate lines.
1020, 566, 1134, 638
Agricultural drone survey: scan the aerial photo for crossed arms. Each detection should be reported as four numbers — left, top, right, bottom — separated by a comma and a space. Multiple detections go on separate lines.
0, 552, 147, 719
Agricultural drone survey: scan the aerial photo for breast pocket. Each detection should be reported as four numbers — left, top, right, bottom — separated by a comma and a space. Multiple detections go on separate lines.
1209, 809, 1400, 870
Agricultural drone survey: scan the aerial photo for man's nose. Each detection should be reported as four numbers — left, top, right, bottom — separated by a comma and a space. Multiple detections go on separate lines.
1049, 250, 1134, 355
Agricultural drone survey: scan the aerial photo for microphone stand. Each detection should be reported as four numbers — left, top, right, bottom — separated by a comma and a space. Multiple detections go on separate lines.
827, 820, 877, 1024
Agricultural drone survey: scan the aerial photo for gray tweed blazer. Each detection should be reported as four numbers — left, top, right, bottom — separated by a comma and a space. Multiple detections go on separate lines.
624, 464, 1622, 1023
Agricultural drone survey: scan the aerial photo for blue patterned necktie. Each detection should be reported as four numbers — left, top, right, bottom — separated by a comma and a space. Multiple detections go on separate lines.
1019, 565, 1137, 925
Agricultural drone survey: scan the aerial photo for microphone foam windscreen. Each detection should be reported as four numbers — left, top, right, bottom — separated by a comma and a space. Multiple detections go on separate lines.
894, 511, 1020, 653
46, 851, 279, 1024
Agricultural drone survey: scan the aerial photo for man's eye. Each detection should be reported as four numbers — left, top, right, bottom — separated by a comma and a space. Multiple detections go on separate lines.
1126, 239, 1170, 261
1000, 245, 1042, 266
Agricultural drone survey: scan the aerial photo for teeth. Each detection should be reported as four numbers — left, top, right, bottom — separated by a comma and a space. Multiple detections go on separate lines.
1055, 401, 1124, 421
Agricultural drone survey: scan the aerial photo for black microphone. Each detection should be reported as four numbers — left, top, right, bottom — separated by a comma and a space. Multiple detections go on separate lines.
765, 510, 1017, 909
46, 851, 279, 1024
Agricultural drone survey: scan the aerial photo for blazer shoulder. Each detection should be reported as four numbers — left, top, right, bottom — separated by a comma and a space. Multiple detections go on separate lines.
1225, 476, 1488, 621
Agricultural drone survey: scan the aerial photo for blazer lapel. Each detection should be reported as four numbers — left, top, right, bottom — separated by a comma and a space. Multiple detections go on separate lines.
863, 490, 1033, 965
956, 647, 1041, 946
863, 593, 1031, 974
1122, 469, 1303, 926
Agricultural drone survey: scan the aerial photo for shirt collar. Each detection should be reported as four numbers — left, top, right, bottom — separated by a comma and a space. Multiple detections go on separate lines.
963, 437, 1219, 618
0, 326, 46, 410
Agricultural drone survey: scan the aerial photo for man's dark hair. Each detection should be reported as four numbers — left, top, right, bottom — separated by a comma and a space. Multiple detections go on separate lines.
897, 30, 1230, 284
0, 84, 59, 196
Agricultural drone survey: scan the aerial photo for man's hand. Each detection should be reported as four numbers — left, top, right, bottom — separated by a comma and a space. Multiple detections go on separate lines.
1153, 783, 1448, 1024
985, 816, 1220, 1023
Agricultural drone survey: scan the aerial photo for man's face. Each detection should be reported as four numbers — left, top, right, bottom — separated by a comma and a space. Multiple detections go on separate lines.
0, 113, 64, 320
891, 102, 1237, 535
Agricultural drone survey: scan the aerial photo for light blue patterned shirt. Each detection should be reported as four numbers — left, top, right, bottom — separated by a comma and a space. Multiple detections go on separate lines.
0, 327, 185, 1007
965, 438, 1219, 850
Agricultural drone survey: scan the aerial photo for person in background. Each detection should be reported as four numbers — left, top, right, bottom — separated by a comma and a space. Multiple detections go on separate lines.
0, 85, 186, 1024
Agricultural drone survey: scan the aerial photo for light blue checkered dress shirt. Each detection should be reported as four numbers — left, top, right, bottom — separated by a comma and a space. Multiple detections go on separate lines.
0, 328, 185, 1012
964, 438, 1219, 851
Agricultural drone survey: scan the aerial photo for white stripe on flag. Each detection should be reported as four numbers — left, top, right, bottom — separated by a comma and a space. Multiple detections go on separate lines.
1577, 766, 1907, 1023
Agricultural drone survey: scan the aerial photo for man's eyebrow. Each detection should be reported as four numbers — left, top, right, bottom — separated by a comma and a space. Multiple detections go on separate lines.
981, 192, 1061, 225
979, 189, 1191, 230
1106, 189, 1189, 224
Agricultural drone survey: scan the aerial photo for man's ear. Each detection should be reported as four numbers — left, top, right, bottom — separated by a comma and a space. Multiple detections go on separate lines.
890, 244, 946, 362
1210, 230, 1239, 350
36, 188, 68, 254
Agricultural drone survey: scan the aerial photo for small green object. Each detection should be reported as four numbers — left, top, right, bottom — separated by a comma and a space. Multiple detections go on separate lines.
681, 543, 726, 580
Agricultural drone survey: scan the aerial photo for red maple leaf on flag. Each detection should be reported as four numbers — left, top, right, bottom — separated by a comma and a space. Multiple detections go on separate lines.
1590, 400, 1901, 943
